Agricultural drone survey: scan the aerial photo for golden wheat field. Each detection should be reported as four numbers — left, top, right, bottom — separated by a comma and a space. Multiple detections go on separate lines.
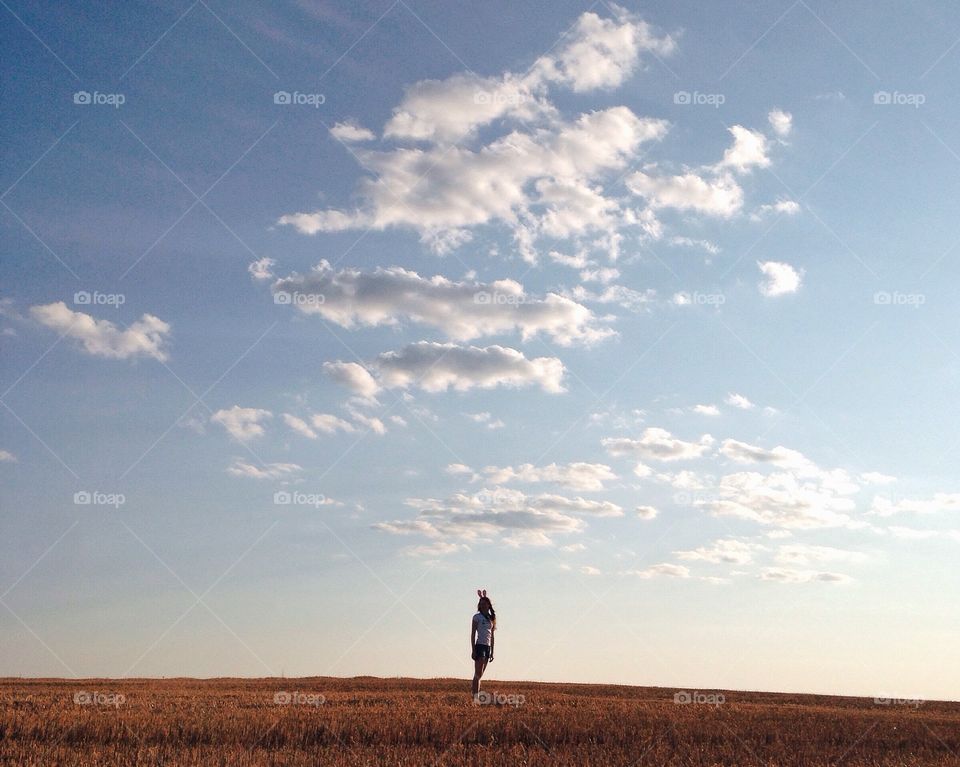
2, 676, 958, 766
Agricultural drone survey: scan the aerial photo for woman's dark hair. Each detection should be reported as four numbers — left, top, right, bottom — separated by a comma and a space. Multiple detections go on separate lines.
477, 596, 496, 629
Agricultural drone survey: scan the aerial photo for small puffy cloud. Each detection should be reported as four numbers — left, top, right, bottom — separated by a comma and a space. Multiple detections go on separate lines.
768, 109, 792, 138
580, 565, 602, 576
561, 542, 587, 552
282, 413, 317, 439
752, 199, 800, 220
870, 493, 960, 517
718, 125, 770, 173
465, 412, 505, 429
311, 413, 356, 435
0, 449, 17, 463
635, 505, 658, 519
626, 170, 743, 218
860, 471, 896, 485
211, 406, 272, 442
323, 361, 381, 399
404, 541, 470, 557
365, 342, 565, 394
725, 393, 754, 410
775, 544, 866, 565
720, 438, 815, 472
693, 404, 720, 416
760, 567, 851, 584
757, 260, 802, 297
226, 458, 301, 480
374, 488, 620, 548
248, 257, 276, 281
704, 471, 858, 530
628, 563, 690, 578
329, 121, 376, 142
675, 538, 759, 564
273, 261, 613, 347
30, 302, 170, 361
479, 462, 617, 491
603, 427, 713, 462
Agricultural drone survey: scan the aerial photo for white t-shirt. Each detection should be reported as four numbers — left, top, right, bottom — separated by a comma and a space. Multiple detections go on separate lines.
473, 611, 494, 646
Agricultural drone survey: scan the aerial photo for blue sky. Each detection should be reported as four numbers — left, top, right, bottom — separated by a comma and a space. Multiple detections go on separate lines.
3, 0, 960, 698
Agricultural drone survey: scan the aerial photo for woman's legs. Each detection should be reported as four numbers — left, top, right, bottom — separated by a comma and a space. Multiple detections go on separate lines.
471, 656, 488, 697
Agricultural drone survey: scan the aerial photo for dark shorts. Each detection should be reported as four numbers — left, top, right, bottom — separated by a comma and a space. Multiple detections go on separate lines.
473, 644, 491, 661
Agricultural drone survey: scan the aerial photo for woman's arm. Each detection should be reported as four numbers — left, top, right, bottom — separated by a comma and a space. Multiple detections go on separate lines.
470, 619, 477, 652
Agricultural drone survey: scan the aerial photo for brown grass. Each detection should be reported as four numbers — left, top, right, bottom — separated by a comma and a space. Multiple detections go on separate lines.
1, 677, 958, 766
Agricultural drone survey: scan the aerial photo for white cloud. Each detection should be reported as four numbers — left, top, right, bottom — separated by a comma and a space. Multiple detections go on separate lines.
703, 470, 858, 530
226, 458, 301, 480
757, 260, 802, 296
348, 342, 566, 394
626, 169, 743, 217
279, 107, 668, 260
675, 538, 759, 564
273, 261, 613, 347
211, 406, 272, 442
775, 544, 866, 565
465, 412, 505, 429
247, 257, 276, 281
374, 487, 623, 548
718, 125, 771, 173
329, 120, 376, 142
760, 567, 851, 584
282, 413, 316, 439
870, 493, 960, 517
860, 472, 896, 485
693, 404, 720, 416
580, 565, 602, 576
323, 361, 381, 399
311, 413, 356, 435
30, 302, 170, 361
768, 109, 792, 138
628, 563, 690, 578
635, 505, 658, 519
720, 438, 815, 472
603, 427, 713, 461
479, 462, 617, 491
382, 7, 673, 143
404, 541, 470, 557
0, 449, 17, 463
752, 199, 800, 219
725, 393, 754, 410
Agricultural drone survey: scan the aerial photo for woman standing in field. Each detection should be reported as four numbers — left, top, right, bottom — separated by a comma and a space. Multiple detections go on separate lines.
471, 589, 495, 700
